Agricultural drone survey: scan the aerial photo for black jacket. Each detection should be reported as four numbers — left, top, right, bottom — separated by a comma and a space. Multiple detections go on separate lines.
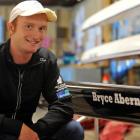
0, 40, 74, 139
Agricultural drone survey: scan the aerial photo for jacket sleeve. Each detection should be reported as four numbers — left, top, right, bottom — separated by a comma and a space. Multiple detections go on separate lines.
0, 114, 22, 137
33, 52, 74, 138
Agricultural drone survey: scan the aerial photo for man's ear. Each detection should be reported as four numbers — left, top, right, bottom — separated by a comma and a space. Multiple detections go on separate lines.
7, 22, 15, 36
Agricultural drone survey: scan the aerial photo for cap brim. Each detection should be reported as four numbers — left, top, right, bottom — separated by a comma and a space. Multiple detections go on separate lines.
20, 8, 57, 22
41, 8, 57, 22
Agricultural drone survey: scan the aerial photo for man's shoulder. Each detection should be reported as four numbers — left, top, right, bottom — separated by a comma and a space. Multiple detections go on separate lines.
0, 40, 10, 52
0, 42, 6, 52
0, 43, 3, 47
38, 47, 57, 62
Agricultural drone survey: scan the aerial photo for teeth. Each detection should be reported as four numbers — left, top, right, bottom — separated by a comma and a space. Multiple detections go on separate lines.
26, 39, 39, 45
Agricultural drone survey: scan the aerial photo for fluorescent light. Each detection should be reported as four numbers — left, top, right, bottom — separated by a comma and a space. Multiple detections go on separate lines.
81, 34, 140, 63
82, 0, 140, 31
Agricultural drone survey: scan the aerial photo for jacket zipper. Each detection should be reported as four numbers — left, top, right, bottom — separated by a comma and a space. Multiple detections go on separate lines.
12, 69, 24, 119
11, 59, 46, 119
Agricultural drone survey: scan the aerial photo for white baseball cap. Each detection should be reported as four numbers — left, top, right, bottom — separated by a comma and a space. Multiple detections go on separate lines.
9, 0, 57, 22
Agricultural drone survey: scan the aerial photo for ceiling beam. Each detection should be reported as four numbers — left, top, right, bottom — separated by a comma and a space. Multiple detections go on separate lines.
0, 0, 84, 6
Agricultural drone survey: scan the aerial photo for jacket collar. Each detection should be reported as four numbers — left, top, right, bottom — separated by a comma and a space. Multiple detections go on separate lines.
3, 39, 43, 67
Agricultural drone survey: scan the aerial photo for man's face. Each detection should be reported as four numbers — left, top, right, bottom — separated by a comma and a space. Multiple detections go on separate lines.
8, 13, 48, 54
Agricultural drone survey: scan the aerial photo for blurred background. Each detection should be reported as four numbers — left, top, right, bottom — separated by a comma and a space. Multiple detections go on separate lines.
1, 0, 140, 140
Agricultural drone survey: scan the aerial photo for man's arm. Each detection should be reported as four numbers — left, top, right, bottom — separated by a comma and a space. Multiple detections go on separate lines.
0, 114, 22, 136
33, 52, 74, 138
0, 115, 39, 140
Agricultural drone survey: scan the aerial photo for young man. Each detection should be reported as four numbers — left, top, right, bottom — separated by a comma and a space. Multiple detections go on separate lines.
0, 0, 84, 140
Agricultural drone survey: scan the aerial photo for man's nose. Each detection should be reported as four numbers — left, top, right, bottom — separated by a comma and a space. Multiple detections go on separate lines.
32, 28, 43, 39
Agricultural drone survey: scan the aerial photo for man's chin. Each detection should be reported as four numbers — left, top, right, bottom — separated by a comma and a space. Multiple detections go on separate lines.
26, 48, 39, 54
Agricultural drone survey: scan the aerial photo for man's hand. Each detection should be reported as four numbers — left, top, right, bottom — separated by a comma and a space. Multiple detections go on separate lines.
18, 123, 39, 140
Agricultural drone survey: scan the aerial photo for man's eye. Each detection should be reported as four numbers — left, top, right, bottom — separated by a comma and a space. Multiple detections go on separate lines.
39, 27, 47, 32
25, 25, 33, 30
